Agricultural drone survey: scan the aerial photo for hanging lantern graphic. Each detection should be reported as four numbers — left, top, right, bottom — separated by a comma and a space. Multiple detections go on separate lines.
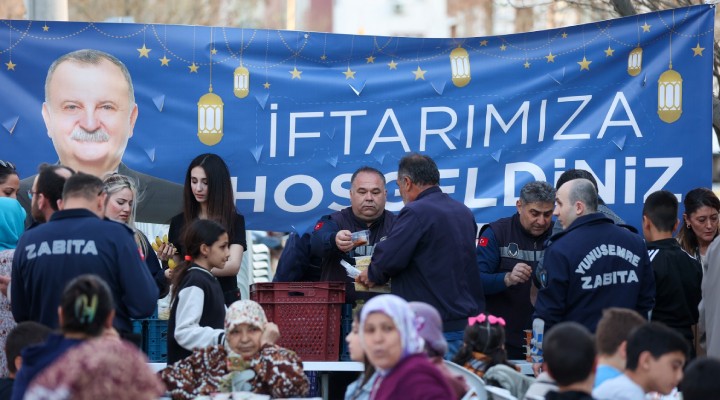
197, 85, 224, 145
234, 65, 250, 98
657, 68, 682, 123
627, 46, 642, 76
449, 46, 471, 87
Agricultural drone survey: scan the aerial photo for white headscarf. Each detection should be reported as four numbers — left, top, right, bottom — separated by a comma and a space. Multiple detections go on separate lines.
360, 294, 424, 375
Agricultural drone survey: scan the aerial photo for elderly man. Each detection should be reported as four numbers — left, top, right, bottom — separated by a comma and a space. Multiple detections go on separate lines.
11, 172, 158, 342
531, 179, 655, 363
310, 166, 396, 303
359, 154, 483, 359
18, 49, 182, 224
477, 181, 555, 359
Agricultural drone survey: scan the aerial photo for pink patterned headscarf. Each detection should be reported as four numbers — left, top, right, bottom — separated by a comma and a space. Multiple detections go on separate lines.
360, 294, 425, 375
225, 300, 268, 334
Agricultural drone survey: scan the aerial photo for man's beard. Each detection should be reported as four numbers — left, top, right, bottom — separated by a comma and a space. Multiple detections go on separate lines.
31, 198, 45, 223
70, 126, 110, 142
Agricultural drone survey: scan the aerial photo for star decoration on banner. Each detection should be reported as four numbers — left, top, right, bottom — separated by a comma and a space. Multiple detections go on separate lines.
320, 54, 327, 60
692, 43, 705, 56
211, 48, 217, 55
578, 56, 591, 71
388, 60, 398, 70
604, 46, 615, 56
188, 62, 199, 73
500, 44, 507, 51
5, 60, 16, 71
263, 82, 271, 89
545, 52, 556, 62
137, 44, 151, 58
343, 67, 356, 79
42, 24, 49, 31
366, 55, 375, 63
412, 66, 426, 80
641, 22, 651, 32
159, 56, 170, 66
290, 66, 302, 79
480, 40, 488, 46
562, 32, 568, 38
524, 61, 530, 68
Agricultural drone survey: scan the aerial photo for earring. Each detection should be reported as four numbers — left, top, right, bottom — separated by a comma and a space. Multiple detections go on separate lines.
687, 225, 691, 229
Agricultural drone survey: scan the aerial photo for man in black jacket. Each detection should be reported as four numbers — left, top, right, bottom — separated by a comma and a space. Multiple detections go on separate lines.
643, 190, 702, 357
310, 166, 396, 304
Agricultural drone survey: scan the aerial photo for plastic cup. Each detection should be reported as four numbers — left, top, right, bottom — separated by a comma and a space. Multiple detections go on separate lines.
351, 230, 370, 246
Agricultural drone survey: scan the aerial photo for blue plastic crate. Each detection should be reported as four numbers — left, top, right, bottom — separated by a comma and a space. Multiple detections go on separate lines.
305, 371, 320, 397
147, 341, 168, 362
145, 319, 168, 362
146, 319, 168, 345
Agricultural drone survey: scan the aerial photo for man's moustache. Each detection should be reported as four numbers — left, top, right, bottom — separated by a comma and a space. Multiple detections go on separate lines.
70, 127, 110, 142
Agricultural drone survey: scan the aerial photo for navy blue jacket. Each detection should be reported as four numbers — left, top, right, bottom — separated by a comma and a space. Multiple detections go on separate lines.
311, 207, 396, 303
477, 213, 552, 359
533, 213, 655, 333
369, 186, 483, 331
273, 227, 322, 282
11, 209, 158, 333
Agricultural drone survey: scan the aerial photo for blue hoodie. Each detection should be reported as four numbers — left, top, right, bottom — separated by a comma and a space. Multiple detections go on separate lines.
11, 333, 82, 400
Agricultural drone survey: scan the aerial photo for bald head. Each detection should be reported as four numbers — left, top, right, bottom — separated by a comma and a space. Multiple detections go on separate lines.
554, 178, 598, 229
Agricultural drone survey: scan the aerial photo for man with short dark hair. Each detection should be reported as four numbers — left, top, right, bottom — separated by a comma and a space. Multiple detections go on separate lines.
594, 308, 647, 387
11, 172, 158, 340
643, 190, 702, 357
28, 163, 74, 224
543, 322, 596, 400
477, 181, 555, 359
594, 322, 688, 400
359, 154, 483, 359
531, 179, 655, 366
309, 166, 396, 303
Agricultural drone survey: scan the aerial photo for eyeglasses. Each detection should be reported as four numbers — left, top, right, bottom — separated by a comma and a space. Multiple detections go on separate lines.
468, 313, 506, 327
27, 190, 37, 200
0, 160, 15, 170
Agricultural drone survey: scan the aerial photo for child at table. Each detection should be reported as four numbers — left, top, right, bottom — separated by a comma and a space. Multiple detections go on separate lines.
452, 313, 518, 379
161, 300, 309, 399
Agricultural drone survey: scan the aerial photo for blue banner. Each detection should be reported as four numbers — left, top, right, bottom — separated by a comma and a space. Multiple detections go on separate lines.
0, 5, 714, 231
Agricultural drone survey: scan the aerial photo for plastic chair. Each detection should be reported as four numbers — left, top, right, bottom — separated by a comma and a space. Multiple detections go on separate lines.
444, 360, 487, 400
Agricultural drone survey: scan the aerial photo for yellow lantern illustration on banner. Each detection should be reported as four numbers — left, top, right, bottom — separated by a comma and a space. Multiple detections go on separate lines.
627, 46, 642, 76
197, 85, 224, 145
450, 46, 471, 87
197, 28, 224, 145
658, 68, 682, 123
234, 65, 250, 98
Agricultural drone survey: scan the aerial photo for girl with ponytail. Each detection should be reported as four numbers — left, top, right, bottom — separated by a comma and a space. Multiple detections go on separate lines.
167, 219, 229, 364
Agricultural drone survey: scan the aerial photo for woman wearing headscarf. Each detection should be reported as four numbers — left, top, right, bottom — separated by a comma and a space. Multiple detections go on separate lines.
360, 294, 454, 400
0, 198, 25, 377
160, 299, 309, 399
410, 301, 469, 399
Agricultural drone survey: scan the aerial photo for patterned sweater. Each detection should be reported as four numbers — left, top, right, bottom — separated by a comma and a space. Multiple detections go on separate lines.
160, 343, 309, 399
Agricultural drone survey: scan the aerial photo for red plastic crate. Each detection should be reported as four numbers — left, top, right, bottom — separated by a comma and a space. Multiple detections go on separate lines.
250, 282, 345, 361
